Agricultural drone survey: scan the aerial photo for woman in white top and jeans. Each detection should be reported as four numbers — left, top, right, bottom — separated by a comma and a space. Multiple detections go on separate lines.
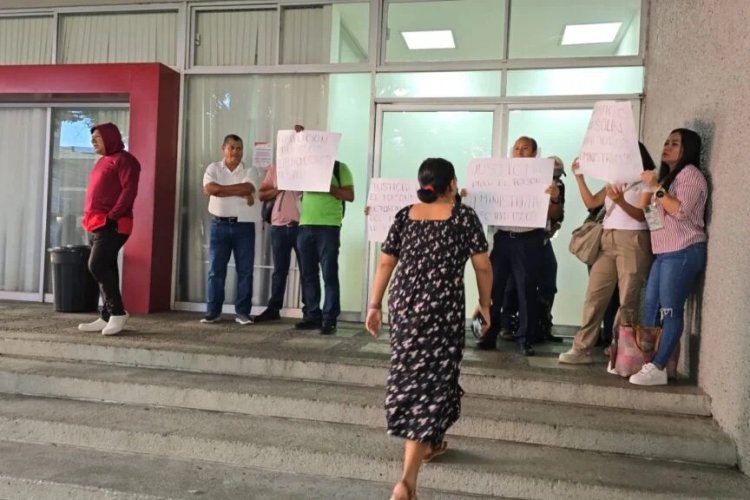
559, 143, 656, 365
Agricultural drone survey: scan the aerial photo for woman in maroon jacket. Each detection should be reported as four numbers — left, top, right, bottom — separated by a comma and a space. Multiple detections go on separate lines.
77, 123, 140, 335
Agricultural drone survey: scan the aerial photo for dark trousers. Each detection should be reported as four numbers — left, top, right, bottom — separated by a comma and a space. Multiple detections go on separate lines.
268, 224, 300, 311
298, 226, 340, 326
499, 241, 558, 341
489, 229, 544, 345
88, 222, 129, 320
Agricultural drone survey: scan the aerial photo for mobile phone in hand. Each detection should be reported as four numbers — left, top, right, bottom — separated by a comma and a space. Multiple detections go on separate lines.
471, 312, 485, 339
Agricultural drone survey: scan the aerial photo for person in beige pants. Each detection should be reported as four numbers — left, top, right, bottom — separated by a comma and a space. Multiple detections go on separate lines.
559, 143, 656, 365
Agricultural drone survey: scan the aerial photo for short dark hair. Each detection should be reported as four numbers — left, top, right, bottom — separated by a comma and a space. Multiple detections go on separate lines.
658, 128, 702, 190
222, 134, 243, 145
416, 158, 456, 203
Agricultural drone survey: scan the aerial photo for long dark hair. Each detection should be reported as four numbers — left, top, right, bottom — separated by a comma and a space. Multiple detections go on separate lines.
416, 158, 456, 203
638, 141, 656, 171
658, 128, 702, 190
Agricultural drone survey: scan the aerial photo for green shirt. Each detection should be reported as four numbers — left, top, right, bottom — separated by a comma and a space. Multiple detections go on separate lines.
299, 161, 354, 226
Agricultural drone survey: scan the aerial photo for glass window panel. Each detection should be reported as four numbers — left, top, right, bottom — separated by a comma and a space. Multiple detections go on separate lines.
509, 0, 641, 59
194, 9, 276, 66
45, 108, 130, 293
385, 0, 505, 63
180, 73, 370, 313
376, 71, 502, 98
281, 3, 369, 64
59, 12, 177, 64
506, 66, 644, 96
327, 73, 371, 312
0, 108, 47, 293
0, 16, 53, 64
180, 74, 324, 305
507, 107, 599, 326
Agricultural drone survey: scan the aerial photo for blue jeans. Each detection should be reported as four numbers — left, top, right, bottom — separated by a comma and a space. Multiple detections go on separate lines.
206, 220, 255, 317
298, 226, 340, 326
268, 225, 300, 311
643, 242, 707, 367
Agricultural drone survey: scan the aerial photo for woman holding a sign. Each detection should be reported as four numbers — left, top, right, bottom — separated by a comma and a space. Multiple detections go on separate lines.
628, 129, 707, 386
559, 142, 656, 366
365, 158, 492, 500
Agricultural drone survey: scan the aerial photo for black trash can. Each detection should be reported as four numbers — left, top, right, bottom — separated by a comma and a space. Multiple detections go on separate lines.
49, 245, 100, 313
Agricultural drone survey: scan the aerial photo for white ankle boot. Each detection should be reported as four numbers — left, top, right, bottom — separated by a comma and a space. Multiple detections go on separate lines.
78, 318, 108, 332
101, 312, 129, 336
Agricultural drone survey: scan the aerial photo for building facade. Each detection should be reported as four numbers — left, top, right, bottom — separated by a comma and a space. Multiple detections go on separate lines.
1, 0, 747, 474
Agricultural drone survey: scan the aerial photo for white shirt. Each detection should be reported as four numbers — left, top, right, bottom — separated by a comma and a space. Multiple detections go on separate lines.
603, 182, 648, 231
202, 160, 261, 222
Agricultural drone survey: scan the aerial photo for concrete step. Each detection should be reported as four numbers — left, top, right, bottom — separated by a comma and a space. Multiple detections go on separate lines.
0, 394, 747, 500
0, 329, 711, 415
0, 356, 735, 466
0, 440, 486, 500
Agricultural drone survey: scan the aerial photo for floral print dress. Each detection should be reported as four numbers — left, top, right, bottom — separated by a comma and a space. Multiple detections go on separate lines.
381, 203, 488, 445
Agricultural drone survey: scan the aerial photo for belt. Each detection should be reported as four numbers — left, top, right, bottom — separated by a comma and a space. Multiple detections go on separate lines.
212, 216, 238, 223
497, 228, 544, 239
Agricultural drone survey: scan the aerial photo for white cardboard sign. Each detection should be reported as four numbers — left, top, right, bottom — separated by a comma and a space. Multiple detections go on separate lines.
276, 130, 341, 192
466, 158, 553, 228
578, 101, 643, 183
366, 178, 420, 243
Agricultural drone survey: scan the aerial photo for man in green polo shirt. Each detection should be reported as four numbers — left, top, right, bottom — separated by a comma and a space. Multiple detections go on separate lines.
295, 161, 354, 335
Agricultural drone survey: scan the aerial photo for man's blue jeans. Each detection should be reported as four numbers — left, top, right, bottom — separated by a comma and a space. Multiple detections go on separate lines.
643, 242, 707, 367
268, 224, 300, 311
206, 220, 255, 317
297, 226, 340, 326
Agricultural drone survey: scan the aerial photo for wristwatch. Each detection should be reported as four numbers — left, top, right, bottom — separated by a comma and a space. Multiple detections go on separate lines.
655, 186, 666, 198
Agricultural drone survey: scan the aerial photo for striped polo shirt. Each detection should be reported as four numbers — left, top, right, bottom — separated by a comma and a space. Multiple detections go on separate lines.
650, 164, 707, 254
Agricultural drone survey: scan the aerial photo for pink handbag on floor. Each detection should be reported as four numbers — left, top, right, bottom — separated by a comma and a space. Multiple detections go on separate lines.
608, 325, 679, 378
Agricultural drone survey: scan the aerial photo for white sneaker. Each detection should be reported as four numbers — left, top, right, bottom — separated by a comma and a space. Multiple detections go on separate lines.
558, 348, 593, 364
102, 313, 129, 336
78, 318, 107, 332
629, 363, 667, 386
606, 362, 618, 375
235, 314, 253, 325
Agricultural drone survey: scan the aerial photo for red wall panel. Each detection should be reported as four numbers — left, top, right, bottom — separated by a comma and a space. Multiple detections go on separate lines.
0, 63, 180, 313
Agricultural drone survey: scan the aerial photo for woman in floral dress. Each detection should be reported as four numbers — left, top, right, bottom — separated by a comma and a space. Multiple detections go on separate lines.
366, 158, 492, 500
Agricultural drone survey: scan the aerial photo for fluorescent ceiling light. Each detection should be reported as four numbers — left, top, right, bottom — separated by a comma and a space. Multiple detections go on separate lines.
402, 30, 455, 50
561, 22, 622, 45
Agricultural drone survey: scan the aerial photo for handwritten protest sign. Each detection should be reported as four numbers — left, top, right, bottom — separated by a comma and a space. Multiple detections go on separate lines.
466, 158, 553, 228
366, 178, 420, 242
252, 142, 273, 170
276, 130, 341, 192
578, 101, 643, 183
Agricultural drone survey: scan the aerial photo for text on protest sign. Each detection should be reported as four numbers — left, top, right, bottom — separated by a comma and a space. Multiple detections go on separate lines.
252, 142, 273, 170
466, 158, 553, 228
366, 178, 420, 243
276, 130, 341, 192
578, 101, 642, 184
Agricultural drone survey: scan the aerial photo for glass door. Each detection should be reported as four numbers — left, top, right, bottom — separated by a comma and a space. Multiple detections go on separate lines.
44, 107, 130, 296
369, 105, 499, 319
505, 101, 641, 326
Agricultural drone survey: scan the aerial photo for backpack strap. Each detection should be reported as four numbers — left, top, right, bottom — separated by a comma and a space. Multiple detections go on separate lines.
333, 160, 345, 218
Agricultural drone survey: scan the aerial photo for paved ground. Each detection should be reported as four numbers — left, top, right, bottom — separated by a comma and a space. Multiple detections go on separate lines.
0, 301, 696, 390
